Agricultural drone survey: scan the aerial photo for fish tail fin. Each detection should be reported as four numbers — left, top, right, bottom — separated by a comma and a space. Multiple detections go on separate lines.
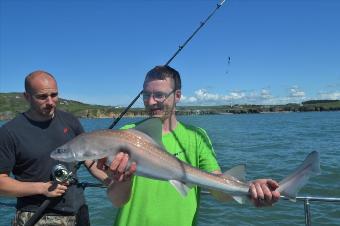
277, 151, 320, 201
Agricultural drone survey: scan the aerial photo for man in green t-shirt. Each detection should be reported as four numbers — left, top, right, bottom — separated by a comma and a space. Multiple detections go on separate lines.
98, 65, 280, 226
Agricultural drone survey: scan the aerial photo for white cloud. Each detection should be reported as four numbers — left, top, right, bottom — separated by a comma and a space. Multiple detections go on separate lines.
228, 91, 246, 100
260, 89, 272, 99
289, 86, 305, 98
181, 95, 197, 103
194, 89, 220, 101
179, 86, 310, 106
318, 92, 340, 100
180, 89, 253, 105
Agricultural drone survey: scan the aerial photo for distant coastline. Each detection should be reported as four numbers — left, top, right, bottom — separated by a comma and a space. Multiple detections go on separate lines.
1, 92, 340, 121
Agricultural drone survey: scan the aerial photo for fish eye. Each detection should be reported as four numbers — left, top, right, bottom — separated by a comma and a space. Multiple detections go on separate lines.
83, 151, 94, 158
56, 148, 65, 153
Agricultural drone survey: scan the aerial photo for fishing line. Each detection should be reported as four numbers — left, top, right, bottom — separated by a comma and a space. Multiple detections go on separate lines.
108, 0, 228, 129
21, 3, 229, 225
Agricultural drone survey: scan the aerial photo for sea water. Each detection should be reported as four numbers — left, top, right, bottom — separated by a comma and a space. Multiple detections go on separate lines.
1, 111, 339, 225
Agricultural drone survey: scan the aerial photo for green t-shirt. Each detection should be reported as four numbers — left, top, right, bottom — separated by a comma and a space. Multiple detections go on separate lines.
114, 121, 220, 226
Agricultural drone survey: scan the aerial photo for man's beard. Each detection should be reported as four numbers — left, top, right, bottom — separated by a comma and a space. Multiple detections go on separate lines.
147, 104, 173, 119
41, 106, 55, 117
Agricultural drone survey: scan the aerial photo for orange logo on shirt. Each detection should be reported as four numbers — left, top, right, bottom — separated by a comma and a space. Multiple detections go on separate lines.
64, 127, 69, 134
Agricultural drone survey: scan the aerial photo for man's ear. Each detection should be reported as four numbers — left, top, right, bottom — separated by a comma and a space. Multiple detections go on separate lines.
23, 92, 30, 101
175, 90, 181, 103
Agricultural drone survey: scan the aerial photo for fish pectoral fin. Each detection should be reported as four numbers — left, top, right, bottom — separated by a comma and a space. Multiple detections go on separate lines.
211, 190, 247, 204
223, 164, 246, 182
232, 196, 246, 204
169, 180, 191, 196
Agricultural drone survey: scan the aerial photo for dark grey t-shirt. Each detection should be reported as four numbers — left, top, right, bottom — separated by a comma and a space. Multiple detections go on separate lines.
0, 110, 86, 214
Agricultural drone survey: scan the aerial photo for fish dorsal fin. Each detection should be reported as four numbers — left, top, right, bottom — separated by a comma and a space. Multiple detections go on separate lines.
134, 117, 163, 147
223, 164, 246, 182
222, 165, 247, 204
169, 180, 191, 196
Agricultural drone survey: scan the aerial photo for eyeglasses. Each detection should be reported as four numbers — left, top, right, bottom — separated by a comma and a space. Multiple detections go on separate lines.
142, 90, 175, 102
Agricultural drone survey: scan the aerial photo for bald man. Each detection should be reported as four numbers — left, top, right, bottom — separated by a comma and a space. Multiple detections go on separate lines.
0, 71, 108, 226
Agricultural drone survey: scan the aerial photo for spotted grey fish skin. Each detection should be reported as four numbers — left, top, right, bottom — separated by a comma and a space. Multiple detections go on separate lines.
51, 128, 250, 196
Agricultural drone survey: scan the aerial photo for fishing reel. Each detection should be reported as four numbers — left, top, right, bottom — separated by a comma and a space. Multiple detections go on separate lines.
52, 164, 76, 184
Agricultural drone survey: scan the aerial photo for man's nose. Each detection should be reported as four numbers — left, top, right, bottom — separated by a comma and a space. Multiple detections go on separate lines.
46, 96, 55, 105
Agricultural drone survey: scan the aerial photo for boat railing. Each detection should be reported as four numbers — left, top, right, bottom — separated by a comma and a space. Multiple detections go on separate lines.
280, 196, 340, 226
1, 183, 339, 226
200, 190, 340, 226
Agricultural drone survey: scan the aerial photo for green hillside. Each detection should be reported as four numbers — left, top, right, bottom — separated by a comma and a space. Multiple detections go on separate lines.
1, 92, 339, 121
0, 92, 144, 120
301, 100, 340, 111
0, 93, 29, 119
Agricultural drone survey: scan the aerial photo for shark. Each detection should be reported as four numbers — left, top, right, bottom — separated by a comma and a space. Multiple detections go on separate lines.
50, 118, 320, 203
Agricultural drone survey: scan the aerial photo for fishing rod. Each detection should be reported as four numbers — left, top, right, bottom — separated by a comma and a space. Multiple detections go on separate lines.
22, 2, 228, 224
24, 198, 52, 226
108, 0, 228, 129
21, 183, 106, 226
6, 188, 340, 226
23, 162, 85, 226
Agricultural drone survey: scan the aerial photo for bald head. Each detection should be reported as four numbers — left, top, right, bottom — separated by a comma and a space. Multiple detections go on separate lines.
23, 70, 59, 121
25, 71, 57, 94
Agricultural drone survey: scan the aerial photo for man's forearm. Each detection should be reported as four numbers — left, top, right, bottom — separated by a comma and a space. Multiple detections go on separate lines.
85, 160, 111, 183
0, 174, 45, 197
107, 179, 133, 207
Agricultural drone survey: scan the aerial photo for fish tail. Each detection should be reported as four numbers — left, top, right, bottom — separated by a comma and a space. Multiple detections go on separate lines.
277, 151, 321, 201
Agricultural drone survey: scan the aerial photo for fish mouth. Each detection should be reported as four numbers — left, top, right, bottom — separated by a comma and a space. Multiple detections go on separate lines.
50, 148, 63, 160
50, 148, 75, 162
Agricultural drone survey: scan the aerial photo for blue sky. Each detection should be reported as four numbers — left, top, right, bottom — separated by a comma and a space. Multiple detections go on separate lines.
1, 0, 339, 107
